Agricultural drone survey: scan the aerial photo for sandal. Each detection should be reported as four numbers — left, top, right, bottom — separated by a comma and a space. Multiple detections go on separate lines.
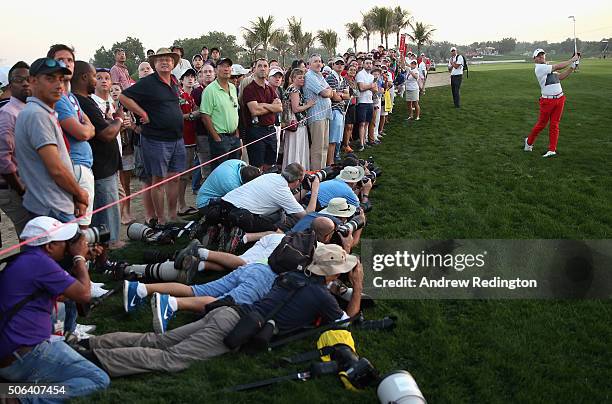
178, 207, 198, 217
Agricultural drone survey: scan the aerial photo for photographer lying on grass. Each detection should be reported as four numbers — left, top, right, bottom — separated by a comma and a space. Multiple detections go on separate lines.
0, 217, 110, 398
77, 244, 363, 377
123, 217, 357, 334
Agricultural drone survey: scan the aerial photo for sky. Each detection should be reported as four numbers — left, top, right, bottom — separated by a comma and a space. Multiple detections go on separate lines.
1, 0, 611, 66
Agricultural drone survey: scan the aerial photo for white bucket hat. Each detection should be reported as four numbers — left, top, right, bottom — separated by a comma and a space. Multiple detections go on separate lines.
307, 244, 359, 277
320, 198, 357, 218
20, 216, 78, 246
337, 166, 365, 183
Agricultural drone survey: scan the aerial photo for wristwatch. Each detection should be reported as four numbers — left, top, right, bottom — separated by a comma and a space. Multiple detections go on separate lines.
189, 112, 195, 120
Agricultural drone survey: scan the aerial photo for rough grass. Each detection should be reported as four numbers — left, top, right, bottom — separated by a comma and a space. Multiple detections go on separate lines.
77, 59, 612, 403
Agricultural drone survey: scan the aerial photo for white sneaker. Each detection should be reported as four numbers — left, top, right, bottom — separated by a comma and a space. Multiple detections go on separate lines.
91, 284, 109, 298
524, 138, 533, 152
542, 151, 557, 158
91, 282, 105, 288
75, 324, 96, 334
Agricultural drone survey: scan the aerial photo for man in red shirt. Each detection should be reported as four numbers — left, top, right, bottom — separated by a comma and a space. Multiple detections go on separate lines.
242, 58, 282, 170
178, 69, 199, 215
110, 48, 135, 90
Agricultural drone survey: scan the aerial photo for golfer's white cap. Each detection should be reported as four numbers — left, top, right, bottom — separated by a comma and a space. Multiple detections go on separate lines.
533, 48, 546, 58
450, 47, 457, 52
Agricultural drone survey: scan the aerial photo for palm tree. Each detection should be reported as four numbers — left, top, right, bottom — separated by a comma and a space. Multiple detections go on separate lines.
392, 6, 412, 49
407, 21, 436, 54
302, 32, 315, 57
369, 6, 393, 50
361, 12, 375, 52
317, 29, 339, 59
345, 22, 363, 53
242, 31, 261, 62
242, 15, 280, 58
288, 16, 308, 57
271, 30, 290, 67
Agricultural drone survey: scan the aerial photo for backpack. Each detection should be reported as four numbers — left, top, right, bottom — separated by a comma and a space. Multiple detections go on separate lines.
267, 230, 317, 274
457, 55, 468, 78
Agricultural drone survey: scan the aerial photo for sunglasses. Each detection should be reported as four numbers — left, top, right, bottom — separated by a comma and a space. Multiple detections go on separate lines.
45, 59, 67, 69
334, 61, 345, 65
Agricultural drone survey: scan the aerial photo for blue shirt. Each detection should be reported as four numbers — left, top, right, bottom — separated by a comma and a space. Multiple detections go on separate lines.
196, 159, 245, 208
315, 179, 360, 208
55, 94, 93, 168
0, 248, 75, 358
304, 70, 332, 124
292, 212, 342, 233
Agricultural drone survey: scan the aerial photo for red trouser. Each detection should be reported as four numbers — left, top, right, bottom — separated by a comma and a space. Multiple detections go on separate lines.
527, 95, 566, 152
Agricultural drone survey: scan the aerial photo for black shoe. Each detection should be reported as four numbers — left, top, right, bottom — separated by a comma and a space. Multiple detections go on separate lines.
174, 239, 202, 269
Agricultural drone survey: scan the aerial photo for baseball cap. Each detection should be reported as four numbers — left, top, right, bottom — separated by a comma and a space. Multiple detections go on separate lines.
322, 66, 333, 75
29, 58, 72, 77
180, 68, 197, 80
450, 47, 457, 52
231, 64, 250, 76
20, 216, 79, 247
192, 54, 203, 61
332, 56, 345, 64
216, 57, 233, 67
268, 67, 285, 77
96, 67, 111, 73
532, 48, 546, 58
410, 59, 417, 65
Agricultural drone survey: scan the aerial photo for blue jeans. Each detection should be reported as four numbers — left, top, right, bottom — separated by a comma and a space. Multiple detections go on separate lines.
0, 340, 110, 403
191, 153, 202, 193
191, 263, 276, 304
92, 173, 120, 243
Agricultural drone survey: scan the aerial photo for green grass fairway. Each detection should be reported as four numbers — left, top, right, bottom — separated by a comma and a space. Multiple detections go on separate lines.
78, 59, 612, 403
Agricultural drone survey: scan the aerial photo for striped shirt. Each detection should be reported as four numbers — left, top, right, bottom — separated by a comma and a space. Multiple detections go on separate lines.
325, 71, 348, 112
303, 69, 332, 124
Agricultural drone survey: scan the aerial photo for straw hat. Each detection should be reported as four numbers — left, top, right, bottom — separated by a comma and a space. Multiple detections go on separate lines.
148, 48, 180, 67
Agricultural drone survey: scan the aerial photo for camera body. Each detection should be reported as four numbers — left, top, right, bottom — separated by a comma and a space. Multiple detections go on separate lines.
336, 210, 365, 237
301, 166, 340, 190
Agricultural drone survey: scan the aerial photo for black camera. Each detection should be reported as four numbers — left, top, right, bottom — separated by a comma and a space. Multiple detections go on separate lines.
336, 213, 365, 237
301, 166, 340, 190
329, 344, 379, 389
359, 157, 382, 179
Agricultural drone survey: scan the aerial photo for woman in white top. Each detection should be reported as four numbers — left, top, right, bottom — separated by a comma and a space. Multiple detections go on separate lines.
404, 60, 421, 120
282, 69, 316, 169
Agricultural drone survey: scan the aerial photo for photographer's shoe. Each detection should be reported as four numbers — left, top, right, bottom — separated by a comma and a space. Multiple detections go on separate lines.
124, 280, 146, 313
176, 255, 199, 284
542, 150, 557, 158
174, 239, 202, 269
152, 292, 175, 334
524, 137, 533, 152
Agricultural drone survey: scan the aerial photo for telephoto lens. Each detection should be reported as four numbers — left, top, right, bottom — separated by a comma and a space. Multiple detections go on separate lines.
81, 225, 111, 245
336, 215, 365, 237
127, 222, 154, 242
377, 370, 426, 404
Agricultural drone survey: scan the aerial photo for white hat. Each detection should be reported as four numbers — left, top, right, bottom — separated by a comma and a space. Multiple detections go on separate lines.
409, 59, 417, 65
320, 198, 357, 218
450, 47, 457, 52
20, 216, 79, 247
322, 66, 333, 75
307, 244, 359, 277
532, 48, 546, 58
231, 64, 250, 76
268, 67, 285, 77
337, 166, 365, 183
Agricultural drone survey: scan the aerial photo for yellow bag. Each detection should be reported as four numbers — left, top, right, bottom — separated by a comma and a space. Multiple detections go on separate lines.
384, 90, 393, 113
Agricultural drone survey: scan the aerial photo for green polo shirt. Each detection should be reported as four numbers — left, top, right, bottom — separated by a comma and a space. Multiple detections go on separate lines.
200, 79, 239, 134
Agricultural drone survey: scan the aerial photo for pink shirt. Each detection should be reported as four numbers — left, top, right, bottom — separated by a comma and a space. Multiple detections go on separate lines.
0, 97, 26, 178
110, 64, 135, 89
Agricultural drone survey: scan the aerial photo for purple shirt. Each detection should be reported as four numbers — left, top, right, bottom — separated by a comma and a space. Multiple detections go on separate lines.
0, 97, 26, 181
0, 248, 75, 358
